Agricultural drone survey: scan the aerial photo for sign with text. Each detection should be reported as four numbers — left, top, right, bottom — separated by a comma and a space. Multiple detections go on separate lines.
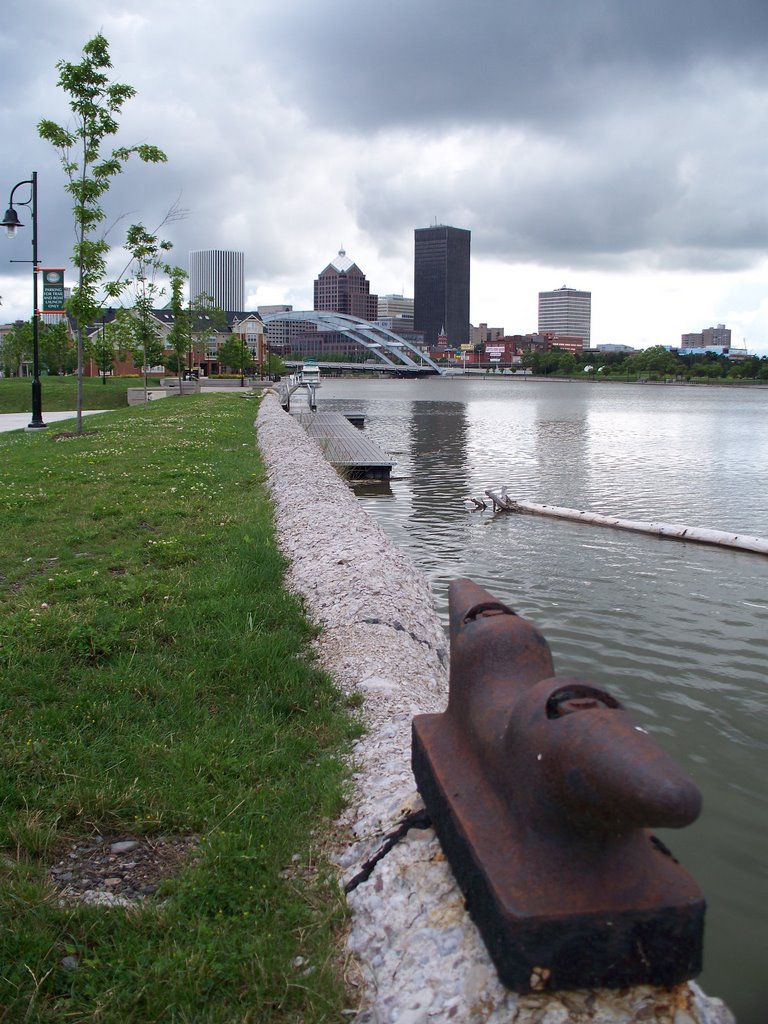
40, 268, 66, 312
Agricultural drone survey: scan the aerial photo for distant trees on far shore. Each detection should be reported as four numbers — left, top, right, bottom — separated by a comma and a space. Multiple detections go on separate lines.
517, 344, 768, 381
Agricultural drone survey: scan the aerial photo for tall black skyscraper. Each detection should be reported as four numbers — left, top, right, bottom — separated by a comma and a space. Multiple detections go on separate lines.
414, 225, 471, 348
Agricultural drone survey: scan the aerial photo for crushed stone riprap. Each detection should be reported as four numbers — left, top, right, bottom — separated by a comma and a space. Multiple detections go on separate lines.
256, 394, 734, 1024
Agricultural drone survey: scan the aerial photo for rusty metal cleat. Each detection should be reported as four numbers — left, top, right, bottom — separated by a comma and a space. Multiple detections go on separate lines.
412, 578, 705, 993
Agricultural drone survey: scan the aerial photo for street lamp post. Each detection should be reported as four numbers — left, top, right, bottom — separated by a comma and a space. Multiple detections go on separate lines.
187, 300, 194, 376
2, 172, 45, 429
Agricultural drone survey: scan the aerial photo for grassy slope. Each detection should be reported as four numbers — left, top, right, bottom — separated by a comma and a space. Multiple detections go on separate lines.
0, 396, 358, 1022
0, 377, 164, 412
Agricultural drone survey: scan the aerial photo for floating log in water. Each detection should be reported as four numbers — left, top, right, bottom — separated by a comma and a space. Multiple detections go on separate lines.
483, 490, 768, 556
463, 496, 488, 511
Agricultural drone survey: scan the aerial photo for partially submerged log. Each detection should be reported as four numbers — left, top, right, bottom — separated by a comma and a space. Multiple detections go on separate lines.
463, 496, 488, 512
483, 490, 768, 556
485, 488, 517, 514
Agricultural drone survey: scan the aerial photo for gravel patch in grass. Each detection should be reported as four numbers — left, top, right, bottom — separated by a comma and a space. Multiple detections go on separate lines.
48, 834, 202, 905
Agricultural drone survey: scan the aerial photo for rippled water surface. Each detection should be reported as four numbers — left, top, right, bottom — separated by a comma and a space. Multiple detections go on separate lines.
317, 377, 767, 1022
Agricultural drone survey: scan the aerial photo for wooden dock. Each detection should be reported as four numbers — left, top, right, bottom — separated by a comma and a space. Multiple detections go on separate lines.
292, 411, 392, 480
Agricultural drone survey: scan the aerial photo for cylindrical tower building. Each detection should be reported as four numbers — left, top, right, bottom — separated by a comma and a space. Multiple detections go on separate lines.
189, 250, 245, 311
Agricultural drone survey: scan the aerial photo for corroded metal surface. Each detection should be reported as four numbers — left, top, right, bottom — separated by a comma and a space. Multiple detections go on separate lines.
412, 577, 705, 994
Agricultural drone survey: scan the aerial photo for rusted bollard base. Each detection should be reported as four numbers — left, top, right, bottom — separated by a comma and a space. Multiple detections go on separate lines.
412, 715, 705, 994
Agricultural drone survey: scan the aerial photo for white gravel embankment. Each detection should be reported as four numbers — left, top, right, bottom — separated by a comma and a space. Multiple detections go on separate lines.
256, 395, 734, 1024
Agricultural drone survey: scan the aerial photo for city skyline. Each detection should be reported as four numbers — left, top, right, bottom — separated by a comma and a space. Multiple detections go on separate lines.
1, 227, 746, 355
2, 3, 768, 354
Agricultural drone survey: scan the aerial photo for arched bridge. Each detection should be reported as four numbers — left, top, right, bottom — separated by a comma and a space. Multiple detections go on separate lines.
259, 310, 443, 374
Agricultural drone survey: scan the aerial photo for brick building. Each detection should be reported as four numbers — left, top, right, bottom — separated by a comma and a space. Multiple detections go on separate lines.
314, 249, 378, 321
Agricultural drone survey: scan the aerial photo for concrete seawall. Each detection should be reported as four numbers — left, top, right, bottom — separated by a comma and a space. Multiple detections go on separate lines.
256, 394, 733, 1024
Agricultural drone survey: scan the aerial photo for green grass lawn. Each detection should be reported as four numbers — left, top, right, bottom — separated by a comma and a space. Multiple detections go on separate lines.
0, 377, 164, 413
0, 395, 359, 1022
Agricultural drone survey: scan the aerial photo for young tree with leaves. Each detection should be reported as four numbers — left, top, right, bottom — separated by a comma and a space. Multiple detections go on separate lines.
113, 223, 172, 403
38, 33, 166, 433
188, 293, 228, 373
166, 266, 190, 394
40, 320, 76, 376
263, 350, 285, 379
1, 320, 32, 377
218, 335, 254, 381
84, 314, 121, 382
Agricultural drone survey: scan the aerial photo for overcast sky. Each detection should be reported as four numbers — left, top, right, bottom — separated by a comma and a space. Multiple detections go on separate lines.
2, 0, 768, 352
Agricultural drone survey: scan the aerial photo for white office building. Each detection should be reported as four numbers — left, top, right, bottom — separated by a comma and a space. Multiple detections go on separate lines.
377, 294, 415, 318
538, 286, 591, 346
189, 250, 245, 311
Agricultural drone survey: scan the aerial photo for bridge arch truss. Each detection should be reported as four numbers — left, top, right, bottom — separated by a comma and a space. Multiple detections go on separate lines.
259, 310, 442, 374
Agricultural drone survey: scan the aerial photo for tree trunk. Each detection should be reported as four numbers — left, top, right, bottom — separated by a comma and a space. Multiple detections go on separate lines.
76, 329, 84, 435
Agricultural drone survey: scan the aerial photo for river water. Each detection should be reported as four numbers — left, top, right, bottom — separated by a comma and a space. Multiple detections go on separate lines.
317, 376, 767, 1023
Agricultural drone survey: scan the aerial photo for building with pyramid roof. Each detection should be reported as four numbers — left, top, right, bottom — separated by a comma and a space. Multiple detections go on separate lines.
314, 248, 378, 321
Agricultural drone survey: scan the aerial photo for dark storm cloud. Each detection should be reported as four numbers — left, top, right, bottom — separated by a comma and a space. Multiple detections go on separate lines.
260, 0, 768, 132
350, 79, 768, 274
3, 0, 768, 337
245, 0, 768, 274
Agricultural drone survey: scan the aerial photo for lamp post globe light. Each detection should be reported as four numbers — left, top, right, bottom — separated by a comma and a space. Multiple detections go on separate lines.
2, 171, 46, 429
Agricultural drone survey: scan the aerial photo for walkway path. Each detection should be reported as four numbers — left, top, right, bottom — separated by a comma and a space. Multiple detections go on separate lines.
0, 410, 109, 433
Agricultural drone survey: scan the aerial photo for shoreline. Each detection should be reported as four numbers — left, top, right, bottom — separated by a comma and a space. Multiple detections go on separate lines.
256, 393, 734, 1024
320, 370, 768, 389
